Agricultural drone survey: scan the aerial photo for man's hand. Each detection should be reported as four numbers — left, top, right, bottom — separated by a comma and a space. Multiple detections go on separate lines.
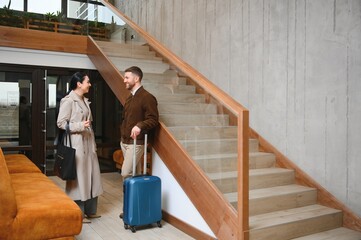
130, 126, 141, 139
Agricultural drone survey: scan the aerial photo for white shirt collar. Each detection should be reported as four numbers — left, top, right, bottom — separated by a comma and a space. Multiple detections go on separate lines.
131, 85, 142, 95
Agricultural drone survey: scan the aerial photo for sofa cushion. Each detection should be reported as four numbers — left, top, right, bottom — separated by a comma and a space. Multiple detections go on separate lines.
0, 148, 18, 240
5, 154, 41, 174
9, 173, 82, 240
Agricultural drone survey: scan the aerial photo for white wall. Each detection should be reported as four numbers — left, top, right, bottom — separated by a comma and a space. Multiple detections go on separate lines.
116, 0, 361, 217
0, 47, 95, 69
152, 150, 215, 238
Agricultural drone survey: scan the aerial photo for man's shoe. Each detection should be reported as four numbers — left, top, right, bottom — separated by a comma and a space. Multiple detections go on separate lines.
82, 218, 91, 224
119, 213, 123, 219
86, 214, 101, 219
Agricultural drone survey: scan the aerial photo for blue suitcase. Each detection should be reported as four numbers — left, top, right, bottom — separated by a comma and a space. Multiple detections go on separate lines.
122, 135, 162, 232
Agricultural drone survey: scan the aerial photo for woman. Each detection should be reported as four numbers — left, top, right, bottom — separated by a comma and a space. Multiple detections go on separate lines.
57, 72, 103, 223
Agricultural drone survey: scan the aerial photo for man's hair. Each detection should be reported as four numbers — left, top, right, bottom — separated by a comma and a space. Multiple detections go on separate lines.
124, 66, 143, 81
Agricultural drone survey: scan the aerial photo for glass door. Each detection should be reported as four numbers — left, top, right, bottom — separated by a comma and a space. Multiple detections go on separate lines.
44, 71, 72, 175
44, 70, 121, 175
0, 65, 45, 171
0, 69, 32, 153
1, 64, 120, 175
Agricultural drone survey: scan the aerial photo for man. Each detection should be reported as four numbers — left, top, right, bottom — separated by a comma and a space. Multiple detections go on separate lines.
120, 66, 159, 178
119, 66, 159, 219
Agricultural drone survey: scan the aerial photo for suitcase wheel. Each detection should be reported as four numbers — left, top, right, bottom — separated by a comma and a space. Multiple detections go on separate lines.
124, 223, 136, 232
157, 221, 162, 228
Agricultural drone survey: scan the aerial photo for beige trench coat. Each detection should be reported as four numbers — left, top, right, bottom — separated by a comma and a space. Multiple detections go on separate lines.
57, 91, 103, 201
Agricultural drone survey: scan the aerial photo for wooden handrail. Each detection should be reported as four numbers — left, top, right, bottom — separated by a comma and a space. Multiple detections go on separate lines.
101, 1, 246, 115
87, 36, 129, 104
100, 1, 250, 239
87, 33, 247, 239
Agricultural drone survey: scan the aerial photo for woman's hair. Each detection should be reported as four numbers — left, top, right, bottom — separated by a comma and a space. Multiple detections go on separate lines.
69, 72, 87, 91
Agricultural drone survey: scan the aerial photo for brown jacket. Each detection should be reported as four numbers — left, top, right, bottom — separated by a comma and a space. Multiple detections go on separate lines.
121, 86, 159, 145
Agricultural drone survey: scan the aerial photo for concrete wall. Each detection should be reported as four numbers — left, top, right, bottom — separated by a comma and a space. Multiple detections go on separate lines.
115, 0, 361, 217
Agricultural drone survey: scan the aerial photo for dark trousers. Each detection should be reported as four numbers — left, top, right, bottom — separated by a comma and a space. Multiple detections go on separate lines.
75, 197, 98, 217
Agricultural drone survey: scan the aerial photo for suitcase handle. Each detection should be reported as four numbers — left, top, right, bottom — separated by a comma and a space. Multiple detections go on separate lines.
132, 134, 148, 177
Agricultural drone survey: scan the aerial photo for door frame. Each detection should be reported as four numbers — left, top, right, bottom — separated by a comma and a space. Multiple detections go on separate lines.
0, 64, 80, 172
31, 69, 46, 171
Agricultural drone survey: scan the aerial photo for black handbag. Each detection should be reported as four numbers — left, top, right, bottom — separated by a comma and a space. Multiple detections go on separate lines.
54, 123, 76, 180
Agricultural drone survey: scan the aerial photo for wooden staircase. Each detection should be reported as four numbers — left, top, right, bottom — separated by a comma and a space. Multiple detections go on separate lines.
96, 40, 361, 240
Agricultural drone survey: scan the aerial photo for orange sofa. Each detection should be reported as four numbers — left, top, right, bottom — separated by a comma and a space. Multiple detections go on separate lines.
0, 148, 82, 240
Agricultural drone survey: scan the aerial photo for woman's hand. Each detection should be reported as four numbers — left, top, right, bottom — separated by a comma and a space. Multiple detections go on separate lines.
84, 120, 91, 128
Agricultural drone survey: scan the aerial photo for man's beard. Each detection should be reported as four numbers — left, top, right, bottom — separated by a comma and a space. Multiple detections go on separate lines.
126, 83, 134, 90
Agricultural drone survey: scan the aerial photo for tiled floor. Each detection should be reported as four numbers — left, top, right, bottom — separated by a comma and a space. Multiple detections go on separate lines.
50, 172, 194, 240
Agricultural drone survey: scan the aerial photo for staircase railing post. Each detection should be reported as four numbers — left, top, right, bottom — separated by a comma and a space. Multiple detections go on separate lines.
238, 110, 249, 240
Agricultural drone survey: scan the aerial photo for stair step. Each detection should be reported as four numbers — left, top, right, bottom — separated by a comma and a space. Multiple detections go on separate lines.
225, 184, 317, 215
249, 205, 343, 240
180, 138, 258, 153
254, 185, 316, 217
96, 41, 151, 51
142, 73, 187, 85
96, 40, 147, 47
249, 185, 317, 215
208, 168, 295, 193
97, 41, 160, 59
250, 168, 295, 190
109, 56, 169, 74
193, 151, 275, 173
168, 126, 238, 139
292, 227, 361, 239
178, 138, 258, 156
154, 93, 206, 103
158, 103, 217, 114
144, 83, 195, 94
147, 76, 187, 85
102, 48, 161, 60
160, 114, 229, 127
249, 152, 275, 169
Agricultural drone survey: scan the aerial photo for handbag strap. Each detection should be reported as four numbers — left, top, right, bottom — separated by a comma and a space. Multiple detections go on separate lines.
62, 121, 72, 147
